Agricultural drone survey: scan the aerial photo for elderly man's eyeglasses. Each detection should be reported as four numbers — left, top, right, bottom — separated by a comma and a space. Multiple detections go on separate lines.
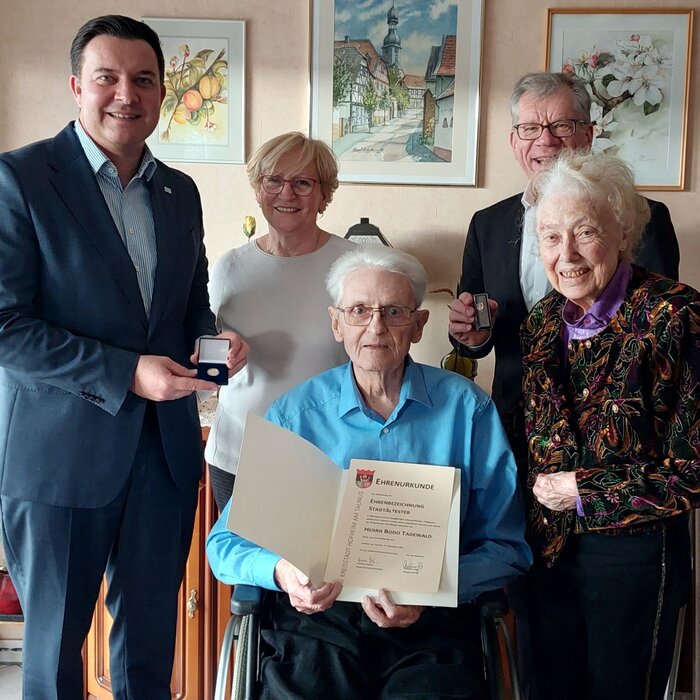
336, 305, 417, 327
261, 175, 318, 196
513, 119, 589, 141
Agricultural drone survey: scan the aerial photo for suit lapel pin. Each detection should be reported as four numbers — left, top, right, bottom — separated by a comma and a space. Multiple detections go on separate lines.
164, 186, 172, 194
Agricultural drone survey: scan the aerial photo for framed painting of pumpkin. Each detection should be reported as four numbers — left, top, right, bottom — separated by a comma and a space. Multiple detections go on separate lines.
142, 18, 246, 163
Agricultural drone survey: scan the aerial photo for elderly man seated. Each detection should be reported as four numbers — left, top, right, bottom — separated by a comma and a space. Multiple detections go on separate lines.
207, 247, 531, 700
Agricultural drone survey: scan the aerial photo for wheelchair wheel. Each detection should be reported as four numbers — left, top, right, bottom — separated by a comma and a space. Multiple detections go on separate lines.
231, 613, 251, 700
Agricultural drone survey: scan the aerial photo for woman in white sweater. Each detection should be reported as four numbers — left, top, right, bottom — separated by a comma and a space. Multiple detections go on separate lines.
205, 132, 355, 510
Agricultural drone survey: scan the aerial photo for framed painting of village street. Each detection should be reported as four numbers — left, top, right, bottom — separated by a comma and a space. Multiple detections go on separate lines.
311, 0, 483, 185
142, 18, 246, 163
547, 9, 693, 190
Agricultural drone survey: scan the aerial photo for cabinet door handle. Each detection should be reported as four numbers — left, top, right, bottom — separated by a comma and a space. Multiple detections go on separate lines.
186, 589, 198, 619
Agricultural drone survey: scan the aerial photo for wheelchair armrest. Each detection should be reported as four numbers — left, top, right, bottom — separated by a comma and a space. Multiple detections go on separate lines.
477, 589, 520, 700
474, 589, 509, 619
231, 584, 264, 617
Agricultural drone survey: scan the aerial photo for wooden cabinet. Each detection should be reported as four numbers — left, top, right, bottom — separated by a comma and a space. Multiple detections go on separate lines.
84, 429, 232, 700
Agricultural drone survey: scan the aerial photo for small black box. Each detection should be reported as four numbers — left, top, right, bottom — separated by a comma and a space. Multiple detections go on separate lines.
196, 337, 230, 385
473, 293, 492, 331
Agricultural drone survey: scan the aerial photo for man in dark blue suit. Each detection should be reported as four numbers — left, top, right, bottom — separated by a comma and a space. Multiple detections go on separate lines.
0, 15, 248, 699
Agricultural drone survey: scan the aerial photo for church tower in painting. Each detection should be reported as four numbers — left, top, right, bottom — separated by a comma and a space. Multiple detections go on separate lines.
382, 3, 401, 70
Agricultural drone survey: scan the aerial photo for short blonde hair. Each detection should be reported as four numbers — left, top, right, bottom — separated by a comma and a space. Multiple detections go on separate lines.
246, 132, 339, 213
527, 150, 650, 261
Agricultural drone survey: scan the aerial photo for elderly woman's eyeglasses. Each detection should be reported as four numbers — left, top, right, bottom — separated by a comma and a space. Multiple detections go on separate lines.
513, 119, 589, 141
261, 175, 318, 196
336, 305, 417, 327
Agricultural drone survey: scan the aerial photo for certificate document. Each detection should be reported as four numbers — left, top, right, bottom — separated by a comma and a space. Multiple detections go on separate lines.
324, 459, 455, 594
228, 414, 460, 606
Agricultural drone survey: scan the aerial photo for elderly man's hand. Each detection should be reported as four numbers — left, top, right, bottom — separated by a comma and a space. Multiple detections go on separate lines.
274, 559, 342, 615
362, 589, 425, 629
448, 292, 498, 348
533, 472, 579, 511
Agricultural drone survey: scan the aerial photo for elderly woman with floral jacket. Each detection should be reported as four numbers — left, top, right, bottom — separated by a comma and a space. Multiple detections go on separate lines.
520, 150, 700, 700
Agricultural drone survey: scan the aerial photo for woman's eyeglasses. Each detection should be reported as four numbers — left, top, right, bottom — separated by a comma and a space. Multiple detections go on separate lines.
261, 175, 318, 196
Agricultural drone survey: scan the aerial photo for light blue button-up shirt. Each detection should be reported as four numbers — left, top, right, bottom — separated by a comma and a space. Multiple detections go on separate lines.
206, 359, 531, 604
74, 120, 158, 316
520, 187, 552, 312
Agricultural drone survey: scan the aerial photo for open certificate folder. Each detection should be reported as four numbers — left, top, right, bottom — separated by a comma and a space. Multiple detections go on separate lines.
227, 414, 460, 607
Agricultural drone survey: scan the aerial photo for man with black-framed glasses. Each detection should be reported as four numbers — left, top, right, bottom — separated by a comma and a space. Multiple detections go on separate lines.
448, 70, 679, 700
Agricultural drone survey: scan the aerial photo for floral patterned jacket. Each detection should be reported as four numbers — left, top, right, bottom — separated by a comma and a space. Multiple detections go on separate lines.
522, 266, 700, 566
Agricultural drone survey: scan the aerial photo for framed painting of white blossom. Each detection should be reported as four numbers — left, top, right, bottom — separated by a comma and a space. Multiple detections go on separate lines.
547, 9, 693, 190
311, 0, 484, 185
142, 18, 246, 163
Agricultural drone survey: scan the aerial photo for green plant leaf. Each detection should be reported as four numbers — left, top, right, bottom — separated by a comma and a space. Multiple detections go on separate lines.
161, 94, 178, 113
194, 49, 214, 63
188, 57, 207, 72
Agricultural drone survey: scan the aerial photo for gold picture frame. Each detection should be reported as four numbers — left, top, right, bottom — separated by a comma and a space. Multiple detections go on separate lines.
546, 8, 693, 190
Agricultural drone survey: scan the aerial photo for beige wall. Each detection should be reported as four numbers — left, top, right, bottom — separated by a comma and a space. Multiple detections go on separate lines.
2, 0, 698, 391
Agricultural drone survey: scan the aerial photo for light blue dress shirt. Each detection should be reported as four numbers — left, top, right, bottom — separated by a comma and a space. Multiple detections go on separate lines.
74, 120, 158, 316
519, 188, 552, 312
206, 358, 531, 604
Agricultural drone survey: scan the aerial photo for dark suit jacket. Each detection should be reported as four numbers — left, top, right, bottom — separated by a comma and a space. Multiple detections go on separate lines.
0, 123, 216, 508
455, 192, 680, 447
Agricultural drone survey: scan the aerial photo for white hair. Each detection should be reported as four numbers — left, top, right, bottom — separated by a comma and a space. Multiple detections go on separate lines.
325, 246, 428, 306
524, 150, 650, 262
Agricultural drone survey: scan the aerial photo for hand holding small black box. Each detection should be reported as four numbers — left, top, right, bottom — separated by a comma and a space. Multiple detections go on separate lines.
472, 293, 492, 331
196, 337, 231, 385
